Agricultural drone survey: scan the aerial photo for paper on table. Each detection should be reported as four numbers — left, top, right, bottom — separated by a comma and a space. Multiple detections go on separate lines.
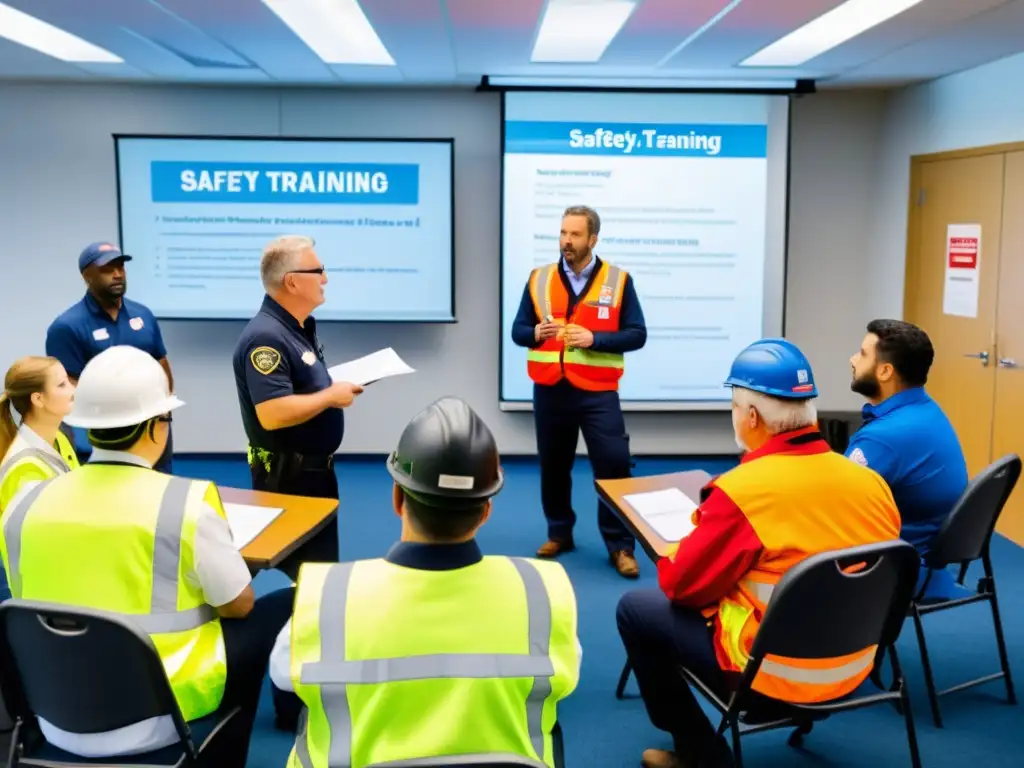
328, 347, 415, 387
224, 503, 284, 550
623, 488, 698, 541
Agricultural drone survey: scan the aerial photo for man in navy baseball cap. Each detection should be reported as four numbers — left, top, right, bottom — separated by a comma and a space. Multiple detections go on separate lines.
78, 241, 133, 273
46, 241, 176, 473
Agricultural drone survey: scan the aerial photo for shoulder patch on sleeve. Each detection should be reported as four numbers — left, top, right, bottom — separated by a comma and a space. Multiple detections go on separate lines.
250, 346, 282, 375
848, 447, 868, 467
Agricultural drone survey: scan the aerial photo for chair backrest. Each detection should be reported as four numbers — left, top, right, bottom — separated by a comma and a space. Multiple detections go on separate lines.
748, 540, 919, 663
927, 454, 1022, 567
0, 600, 191, 741
367, 757, 548, 768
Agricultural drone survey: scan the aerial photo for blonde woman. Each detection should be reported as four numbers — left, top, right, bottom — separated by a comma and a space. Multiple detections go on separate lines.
0, 356, 79, 510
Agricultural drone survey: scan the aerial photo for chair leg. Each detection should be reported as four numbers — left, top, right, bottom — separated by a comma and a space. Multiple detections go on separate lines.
987, 584, 1017, 705
615, 659, 632, 699
730, 718, 744, 768
911, 607, 944, 728
787, 720, 813, 748
899, 678, 923, 768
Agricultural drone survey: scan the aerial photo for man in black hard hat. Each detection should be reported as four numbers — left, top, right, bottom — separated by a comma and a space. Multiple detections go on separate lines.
269, 397, 580, 767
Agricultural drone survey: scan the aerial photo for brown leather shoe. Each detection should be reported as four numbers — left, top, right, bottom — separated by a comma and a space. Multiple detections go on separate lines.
642, 748, 686, 768
611, 550, 640, 578
536, 539, 575, 558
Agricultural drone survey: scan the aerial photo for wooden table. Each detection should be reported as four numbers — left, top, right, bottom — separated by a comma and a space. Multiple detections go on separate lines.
596, 471, 712, 562
219, 486, 339, 571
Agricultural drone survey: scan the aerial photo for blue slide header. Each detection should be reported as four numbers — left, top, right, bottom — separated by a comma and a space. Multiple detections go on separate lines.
505, 121, 767, 158
150, 161, 419, 204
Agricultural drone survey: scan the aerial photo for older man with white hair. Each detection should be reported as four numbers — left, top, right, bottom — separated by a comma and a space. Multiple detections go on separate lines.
615, 338, 901, 768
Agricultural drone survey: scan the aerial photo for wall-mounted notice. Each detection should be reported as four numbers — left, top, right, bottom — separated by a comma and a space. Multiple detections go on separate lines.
943, 223, 981, 318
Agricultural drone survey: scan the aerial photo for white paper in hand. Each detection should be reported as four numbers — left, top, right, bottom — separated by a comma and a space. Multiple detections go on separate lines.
224, 503, 284, 550
328, 347, 415, 387
623, 488, 698, 541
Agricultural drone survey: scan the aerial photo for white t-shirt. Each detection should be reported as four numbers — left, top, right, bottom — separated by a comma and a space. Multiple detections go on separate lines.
27, 449, 252, 757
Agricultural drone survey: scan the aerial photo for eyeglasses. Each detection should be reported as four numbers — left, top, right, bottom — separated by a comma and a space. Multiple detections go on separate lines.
287, 266, 326, 276
157, 413, 173, 423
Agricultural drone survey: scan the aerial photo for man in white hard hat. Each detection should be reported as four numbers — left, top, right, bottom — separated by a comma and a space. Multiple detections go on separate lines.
0, 345, 293, 767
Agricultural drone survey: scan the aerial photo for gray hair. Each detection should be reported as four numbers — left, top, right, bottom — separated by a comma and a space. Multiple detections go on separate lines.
260, 235, 315, 292
563, 205, 601, 236
732, 387, 817, 435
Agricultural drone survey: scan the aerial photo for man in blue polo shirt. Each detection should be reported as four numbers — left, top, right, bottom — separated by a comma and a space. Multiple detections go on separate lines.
846, 319, 968, 599
45, 242, 175, 473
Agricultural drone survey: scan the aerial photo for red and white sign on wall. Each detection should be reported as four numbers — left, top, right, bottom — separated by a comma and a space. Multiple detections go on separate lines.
943, 223, 982, 318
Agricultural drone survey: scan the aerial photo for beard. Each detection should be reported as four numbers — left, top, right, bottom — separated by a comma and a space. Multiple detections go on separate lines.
732, 409, 749, 453
851, 369, 881, 399
561, 245, 590, 266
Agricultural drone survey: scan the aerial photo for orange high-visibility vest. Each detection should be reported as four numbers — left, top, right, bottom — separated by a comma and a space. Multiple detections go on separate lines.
526, 260, 627, 392
709, 448, 900, 703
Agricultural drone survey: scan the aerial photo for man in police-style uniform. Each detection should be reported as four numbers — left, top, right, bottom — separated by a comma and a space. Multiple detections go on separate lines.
511, 205, 647, 578
46, 241, 176, 472
232, 235, 362, 579
269, 396, 579, 768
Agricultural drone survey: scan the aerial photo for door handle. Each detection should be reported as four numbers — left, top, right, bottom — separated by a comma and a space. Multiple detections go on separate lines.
998, 357, 1019, 369
964, 351, 990, 366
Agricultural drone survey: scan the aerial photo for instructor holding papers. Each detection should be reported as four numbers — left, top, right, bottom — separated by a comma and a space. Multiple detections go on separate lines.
231, 235, 360, 577
512, 205, 647, 579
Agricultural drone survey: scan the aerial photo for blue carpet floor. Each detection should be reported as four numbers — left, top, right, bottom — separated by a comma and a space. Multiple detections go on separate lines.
176, 455, 1024, 768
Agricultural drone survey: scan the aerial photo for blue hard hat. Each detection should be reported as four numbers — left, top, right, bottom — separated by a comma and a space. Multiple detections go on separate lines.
724, 338, 818, 399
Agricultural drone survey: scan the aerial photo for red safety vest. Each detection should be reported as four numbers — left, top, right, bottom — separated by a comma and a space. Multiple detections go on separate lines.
526, 260, 627, 392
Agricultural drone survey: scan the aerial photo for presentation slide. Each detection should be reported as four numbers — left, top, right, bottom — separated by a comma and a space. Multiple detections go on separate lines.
115, 136, 454, 322
500, 91, 790, 409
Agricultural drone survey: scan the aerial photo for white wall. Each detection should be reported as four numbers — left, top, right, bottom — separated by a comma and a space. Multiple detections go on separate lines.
873, 51, 1024, 321
0, 83, 885, 455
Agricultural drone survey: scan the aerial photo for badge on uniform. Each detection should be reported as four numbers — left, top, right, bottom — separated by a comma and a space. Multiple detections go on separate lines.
129, 317, 145, 331
250, 346, 282, 375
598, 307, 610, 320
92, 328, 109, 341
301, 350, 316, 366
599, 284, 613, 306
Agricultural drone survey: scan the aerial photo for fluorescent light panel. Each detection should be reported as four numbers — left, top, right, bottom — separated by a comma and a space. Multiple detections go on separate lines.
0, 2, 121, 63
741, 0, 927, 67
263, 0, 394, 66
489, 75, 798, 90
532, 0, 637, 63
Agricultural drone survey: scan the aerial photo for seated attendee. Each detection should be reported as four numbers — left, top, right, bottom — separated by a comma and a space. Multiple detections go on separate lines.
271, 397, 580, 768
617, 338, 900, 768
847, 319, 969, 599
0, 356, 79, 600
0, 345, 292, 768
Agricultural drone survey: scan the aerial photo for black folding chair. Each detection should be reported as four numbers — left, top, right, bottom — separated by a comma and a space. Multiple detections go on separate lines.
0, 600, 240, 767
681, 541, 922, 768
908, 453, 1020, 728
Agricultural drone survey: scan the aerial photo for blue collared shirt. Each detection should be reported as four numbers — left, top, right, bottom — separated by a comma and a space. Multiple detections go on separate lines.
845, 387, 968, 555
45, 294, 167, 379
561, 255, 597, 296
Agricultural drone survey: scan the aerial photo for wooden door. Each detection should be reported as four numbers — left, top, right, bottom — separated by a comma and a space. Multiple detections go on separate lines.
906, 154, 1005, 477
992, 151, 1024, 544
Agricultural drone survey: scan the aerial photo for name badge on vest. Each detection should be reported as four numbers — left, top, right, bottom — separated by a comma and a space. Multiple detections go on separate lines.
92, 328, 109, 341
598, 307, 610, 320
599, 285, 613, 306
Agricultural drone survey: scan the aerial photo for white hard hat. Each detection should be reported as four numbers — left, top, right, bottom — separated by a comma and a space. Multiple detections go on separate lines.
65, 345, 185, 430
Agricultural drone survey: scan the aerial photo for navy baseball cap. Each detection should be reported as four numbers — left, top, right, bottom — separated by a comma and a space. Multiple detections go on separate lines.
79, 242, 133, 272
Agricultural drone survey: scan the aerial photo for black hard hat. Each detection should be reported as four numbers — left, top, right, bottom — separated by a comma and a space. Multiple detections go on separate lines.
386, 397, 504, 508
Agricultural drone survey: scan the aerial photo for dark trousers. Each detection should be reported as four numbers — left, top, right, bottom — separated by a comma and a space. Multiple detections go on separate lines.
616, 589, 736, 767
198, 587, 294, 768
249, 460, 340, 581
533, 381, 634, 554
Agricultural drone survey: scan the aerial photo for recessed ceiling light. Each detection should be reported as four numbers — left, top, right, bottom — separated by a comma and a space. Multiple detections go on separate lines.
532, 0, 637, 63
263, 0, 395, 66
0, 2, 122, 63
741, 0, 927, 67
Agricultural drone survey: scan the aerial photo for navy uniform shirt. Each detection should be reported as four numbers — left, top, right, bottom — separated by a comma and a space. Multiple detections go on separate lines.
232, 295, 342, 456
45, 294, 167, 378
845, 387, 968, 555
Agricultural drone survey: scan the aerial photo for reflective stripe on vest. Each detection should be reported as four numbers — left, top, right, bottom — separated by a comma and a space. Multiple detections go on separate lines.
294, 558, 555, 768
531, 264, 557, 321
0, 448, 70, 480
3, 475, 213, 634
